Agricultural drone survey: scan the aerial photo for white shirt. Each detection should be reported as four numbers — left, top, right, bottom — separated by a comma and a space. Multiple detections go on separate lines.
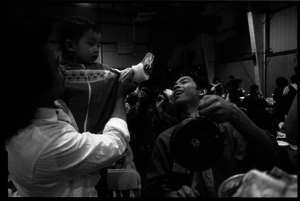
283, 83, 297, 96
6, 101, 130, 197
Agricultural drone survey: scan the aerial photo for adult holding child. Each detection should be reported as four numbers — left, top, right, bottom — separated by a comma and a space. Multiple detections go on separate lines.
6, 17, 137, 197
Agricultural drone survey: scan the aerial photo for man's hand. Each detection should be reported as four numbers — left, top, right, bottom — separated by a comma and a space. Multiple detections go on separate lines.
198, 95, 238, 123
176, 185, 200, 197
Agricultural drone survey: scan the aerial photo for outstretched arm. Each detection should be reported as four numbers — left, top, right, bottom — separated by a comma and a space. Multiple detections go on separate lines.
198, 95, 280, 169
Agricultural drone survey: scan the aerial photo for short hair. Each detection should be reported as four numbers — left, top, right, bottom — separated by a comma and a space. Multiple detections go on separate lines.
57, 16, 100, 58
250, 84, 259, 93
290, 74, 297, 83
179, 71, 209, 90
275, 76, 289, 87
213, 77, 220, 83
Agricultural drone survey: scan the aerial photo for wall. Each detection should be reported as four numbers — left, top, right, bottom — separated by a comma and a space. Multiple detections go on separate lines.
214, 5, 297, 97
100, 24, 150, 68
214, 4, 254, 94
215, 60, 256, 95
266, 5, 297, 96
5, 3, 297, 93
6, 2, 150, 69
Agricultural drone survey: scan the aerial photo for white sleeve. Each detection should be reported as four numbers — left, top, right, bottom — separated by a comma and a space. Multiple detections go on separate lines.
282, 86, 289, 96
36, 118, 130, 179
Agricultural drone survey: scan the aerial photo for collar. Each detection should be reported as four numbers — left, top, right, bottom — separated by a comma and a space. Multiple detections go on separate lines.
34, 100, 72, 125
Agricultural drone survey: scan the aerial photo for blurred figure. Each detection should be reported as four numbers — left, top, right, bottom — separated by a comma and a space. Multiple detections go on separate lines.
226, 78, 244, 107
242, 84, 277, 136
210, 77, 223, 96
242, 84, 266, 109
284, 94, 297, 172
223, 75, 235, 95
125, 89, 138, 113
282, 74, 297, 114
127, 80, 178, 188
273, 76, 289, 124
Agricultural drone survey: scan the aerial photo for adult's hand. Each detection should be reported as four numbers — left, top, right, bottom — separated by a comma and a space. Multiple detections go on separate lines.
176, 185, 200, 197
198, 95, 238, 123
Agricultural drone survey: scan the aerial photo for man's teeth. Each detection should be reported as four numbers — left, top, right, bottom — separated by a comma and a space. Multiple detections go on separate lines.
175, 91, 183, 96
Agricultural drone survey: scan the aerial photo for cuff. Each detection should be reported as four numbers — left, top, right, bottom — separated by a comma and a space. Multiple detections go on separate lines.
104, 117, 130, 142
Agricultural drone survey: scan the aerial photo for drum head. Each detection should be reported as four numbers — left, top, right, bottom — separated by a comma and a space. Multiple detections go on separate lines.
170, 118, 224, 171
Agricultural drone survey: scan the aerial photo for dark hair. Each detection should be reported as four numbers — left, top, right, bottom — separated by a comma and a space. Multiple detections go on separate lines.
275, 76, 289, 88
5, 17, 52, 140
290, 74, 297, 83
250, 84, 259, 94
57, 16, 100, 58
180, 71, 209, 90
213, 77, 220, 83
138, 80, 160, 104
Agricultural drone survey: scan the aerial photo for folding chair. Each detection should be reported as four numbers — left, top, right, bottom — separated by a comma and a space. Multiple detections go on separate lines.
107, 168, 141, 197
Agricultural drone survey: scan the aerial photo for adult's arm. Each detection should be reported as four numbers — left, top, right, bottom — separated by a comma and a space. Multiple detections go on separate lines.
30, 115, 130, 181
198, 95, 280, 170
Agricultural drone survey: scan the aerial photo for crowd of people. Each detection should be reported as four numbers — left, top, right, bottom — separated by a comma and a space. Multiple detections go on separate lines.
5, 15, 297, 197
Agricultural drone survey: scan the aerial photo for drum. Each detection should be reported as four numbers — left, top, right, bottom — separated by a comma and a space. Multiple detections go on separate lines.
170, 117, 224, 171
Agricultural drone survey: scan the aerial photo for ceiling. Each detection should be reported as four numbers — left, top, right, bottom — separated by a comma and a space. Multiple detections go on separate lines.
72, 2, 229, 24
68, 2, 295, 33
4, 1, 295, 43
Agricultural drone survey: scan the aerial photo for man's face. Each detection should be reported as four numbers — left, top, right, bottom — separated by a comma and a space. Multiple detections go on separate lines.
74, 30, 101, 64
172, 76, 200, 107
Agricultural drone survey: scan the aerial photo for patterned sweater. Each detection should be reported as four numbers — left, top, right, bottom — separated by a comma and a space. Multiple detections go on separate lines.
61, 60, 120, 133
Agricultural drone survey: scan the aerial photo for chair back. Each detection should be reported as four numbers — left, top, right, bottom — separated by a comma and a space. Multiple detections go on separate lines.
107, 168, 141, 197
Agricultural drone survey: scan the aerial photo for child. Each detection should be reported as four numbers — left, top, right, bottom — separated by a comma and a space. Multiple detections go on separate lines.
6, 17, 137, 197
57, 16, 142, 196
57, 16, 145, 135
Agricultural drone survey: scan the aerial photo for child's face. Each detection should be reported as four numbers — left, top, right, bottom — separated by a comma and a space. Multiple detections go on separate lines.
73, 30, 101, 65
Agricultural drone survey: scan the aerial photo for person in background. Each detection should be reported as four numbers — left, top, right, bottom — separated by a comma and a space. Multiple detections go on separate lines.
144, 73, 280, 197
127, 78, 178, 188
282, 74, 297, 114
283, 94, 297, 172
5, 17, 137, 197
227, 78, 244, 107
210, 77, 223, 97
273, 76, 289, 124
241, 84, 277, 137
242, 84, 266, 109
223, 75, 235, 96
125, 90, 138, 113
278, 55, 297, 174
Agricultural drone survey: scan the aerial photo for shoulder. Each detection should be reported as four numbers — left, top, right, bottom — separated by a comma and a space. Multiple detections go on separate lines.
93, 62, 112, 70
157, 126, 176, 139
155, 126, 176, 147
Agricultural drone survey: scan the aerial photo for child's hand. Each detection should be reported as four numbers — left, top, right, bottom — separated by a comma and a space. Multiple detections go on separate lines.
118, 68, 138, 96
